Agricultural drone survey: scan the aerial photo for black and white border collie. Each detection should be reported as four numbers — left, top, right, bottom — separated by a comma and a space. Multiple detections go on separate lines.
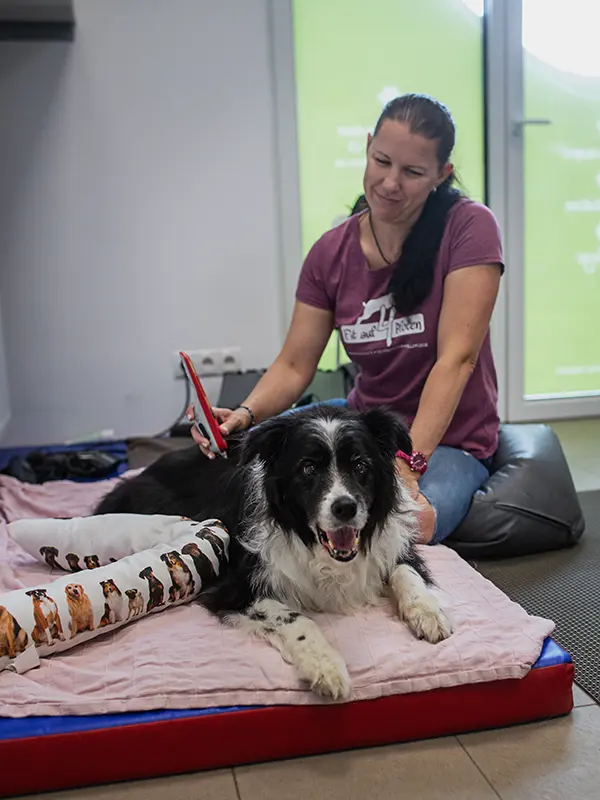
94, 405, 452, 699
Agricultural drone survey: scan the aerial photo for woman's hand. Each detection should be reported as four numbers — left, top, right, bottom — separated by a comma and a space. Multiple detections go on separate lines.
395, 458, 436, 544
186, 405, 252, 459
395, 457, 420, 499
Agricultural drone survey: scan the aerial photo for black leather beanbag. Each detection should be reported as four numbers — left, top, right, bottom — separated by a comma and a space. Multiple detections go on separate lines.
446, 424, 585, 560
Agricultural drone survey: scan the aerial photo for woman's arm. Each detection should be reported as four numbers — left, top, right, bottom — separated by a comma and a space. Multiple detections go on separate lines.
408, 263, 502, 462
238, 301, 335, 425
191, 301, 334, 454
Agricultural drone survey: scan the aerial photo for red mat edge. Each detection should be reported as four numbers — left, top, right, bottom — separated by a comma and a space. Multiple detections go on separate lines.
2, 662, 574, 797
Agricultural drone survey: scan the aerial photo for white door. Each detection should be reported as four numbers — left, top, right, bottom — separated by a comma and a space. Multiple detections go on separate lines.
503, 0, 600, 421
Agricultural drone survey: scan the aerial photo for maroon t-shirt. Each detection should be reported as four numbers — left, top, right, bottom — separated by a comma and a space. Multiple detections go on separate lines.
295, 198, 504, 460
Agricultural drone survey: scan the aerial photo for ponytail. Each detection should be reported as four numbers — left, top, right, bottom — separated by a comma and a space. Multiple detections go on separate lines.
386, 174, 461, 315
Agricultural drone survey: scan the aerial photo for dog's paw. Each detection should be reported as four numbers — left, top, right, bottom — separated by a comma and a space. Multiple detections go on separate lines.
296, 643, 351, 700
402, 594, 453, 644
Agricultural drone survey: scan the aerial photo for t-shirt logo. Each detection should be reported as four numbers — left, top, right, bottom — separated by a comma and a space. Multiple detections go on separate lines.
340, 293, 425, 347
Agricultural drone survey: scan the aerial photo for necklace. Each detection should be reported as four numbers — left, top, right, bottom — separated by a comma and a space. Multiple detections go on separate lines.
368, 211, 394, 266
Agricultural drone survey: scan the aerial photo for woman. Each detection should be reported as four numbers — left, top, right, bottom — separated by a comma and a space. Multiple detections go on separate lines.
190, 93, 504, 545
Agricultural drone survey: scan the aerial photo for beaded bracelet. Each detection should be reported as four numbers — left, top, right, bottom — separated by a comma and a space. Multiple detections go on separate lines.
237, 404, 256, 428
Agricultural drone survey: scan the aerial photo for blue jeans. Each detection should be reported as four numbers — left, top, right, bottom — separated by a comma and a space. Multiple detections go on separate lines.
284, 399, 491, 545
419, 447, 490, 544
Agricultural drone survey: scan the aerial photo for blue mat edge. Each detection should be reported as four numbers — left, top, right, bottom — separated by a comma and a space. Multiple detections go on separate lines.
0, 637, 571, 742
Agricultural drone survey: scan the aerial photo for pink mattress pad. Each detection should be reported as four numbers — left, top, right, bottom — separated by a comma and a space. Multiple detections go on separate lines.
0, 473, 555, 718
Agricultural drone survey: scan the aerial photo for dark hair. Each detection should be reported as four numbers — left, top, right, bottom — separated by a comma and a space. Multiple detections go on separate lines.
370, 93, 462, 315
349, 194, 369, 216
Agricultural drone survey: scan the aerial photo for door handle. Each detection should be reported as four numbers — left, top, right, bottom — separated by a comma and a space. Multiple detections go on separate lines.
512, 118, 552, 135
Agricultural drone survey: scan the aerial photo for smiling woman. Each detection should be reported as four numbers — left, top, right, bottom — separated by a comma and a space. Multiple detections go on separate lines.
189, 93, 504, 549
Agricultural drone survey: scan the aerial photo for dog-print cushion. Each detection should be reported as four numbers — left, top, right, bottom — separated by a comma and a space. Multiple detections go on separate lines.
7, 514, 224, 573
0, 518, 229, 674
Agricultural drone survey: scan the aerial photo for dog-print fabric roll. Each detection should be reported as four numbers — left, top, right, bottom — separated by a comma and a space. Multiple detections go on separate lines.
0, 520, 229, 675
7, 514, 222, 573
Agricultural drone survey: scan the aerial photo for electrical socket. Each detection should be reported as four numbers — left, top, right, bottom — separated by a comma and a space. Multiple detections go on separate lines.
220, 347, 242, 374
173, 347, 242, 379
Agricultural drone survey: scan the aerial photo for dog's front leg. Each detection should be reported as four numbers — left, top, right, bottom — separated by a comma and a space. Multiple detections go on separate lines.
390, 563, 452, 644
227, 599, 351, 701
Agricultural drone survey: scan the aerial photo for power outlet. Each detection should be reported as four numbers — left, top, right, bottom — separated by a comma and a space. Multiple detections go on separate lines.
221, 347, 242, 374
173, 347, 242, 379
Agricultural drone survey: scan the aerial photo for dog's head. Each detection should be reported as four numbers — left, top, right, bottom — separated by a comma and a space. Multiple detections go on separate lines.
100, 579, 121, 597
239, 405, 412, 563
161, 551, 183, 569
65, 583, 85, 601
201, 531, 225, 551
26, 588, 48, 601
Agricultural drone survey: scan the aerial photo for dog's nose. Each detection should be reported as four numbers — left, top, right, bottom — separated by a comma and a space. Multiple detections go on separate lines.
331, 496, 358, 522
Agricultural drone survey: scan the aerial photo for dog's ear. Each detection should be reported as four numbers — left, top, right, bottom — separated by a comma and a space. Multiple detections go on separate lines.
238, 415, 292, 467
362, 406, 412, 459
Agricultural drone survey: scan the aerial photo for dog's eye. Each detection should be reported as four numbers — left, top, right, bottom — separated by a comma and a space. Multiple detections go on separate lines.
353, 460, 369, 476
301, 461, 316, 476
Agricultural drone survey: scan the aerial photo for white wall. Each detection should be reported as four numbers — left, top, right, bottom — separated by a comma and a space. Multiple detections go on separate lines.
0, 0, 284, 446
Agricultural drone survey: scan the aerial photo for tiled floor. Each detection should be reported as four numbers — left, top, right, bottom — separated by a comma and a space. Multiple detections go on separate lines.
16, 419, 600, 799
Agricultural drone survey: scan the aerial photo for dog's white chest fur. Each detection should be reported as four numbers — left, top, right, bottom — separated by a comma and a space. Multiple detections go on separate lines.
173, 565, 189, 584
40, 598, 54, 615
105, 593, 121, 622
294, 549, 385, 613
249, 517, 411, 614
